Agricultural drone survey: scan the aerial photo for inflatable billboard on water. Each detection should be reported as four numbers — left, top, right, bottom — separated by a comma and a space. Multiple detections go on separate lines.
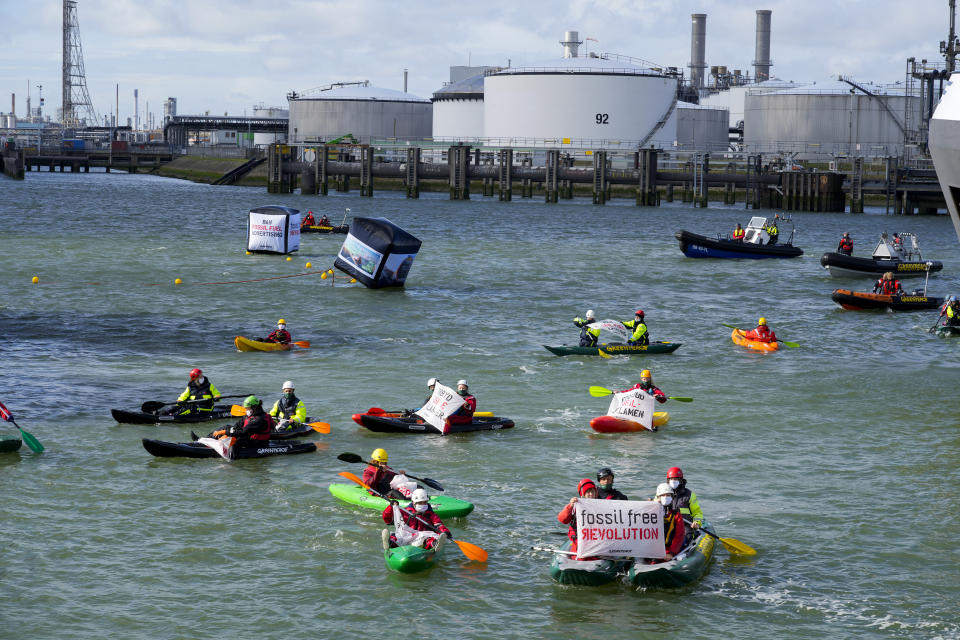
246, 205, 300, 254
334, 217, 421, 288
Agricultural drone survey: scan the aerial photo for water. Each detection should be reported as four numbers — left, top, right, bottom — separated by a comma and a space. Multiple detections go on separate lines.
1, 171, 959, 639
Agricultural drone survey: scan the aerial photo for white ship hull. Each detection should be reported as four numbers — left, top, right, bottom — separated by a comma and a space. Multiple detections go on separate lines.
928, 73, 960, 242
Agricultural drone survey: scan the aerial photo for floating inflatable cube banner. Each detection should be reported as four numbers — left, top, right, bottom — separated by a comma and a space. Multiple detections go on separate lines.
246, 205, 301, 254
334, 217, 421, 288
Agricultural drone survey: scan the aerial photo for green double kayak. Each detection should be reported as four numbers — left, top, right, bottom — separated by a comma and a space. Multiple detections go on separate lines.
328, 483, 475, 518
0, 434, 22, 453
628, 525, 716, 588
543, 342, 681, 356
549, 541, 630, 586
385, 541, 444, 573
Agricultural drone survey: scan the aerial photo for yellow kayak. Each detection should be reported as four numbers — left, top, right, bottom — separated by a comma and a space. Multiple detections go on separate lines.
234, 336, 291, 352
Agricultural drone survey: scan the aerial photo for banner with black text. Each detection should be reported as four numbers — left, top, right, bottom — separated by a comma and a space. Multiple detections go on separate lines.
606, 387, 655, 430
575, 498, 665, 559
415, 383, 465, 433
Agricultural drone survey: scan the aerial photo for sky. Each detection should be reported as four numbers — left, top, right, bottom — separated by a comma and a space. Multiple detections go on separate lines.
0, 0, 952, 126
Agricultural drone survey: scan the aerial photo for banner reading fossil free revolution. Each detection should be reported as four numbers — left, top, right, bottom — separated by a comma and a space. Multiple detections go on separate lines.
415, 382, 465, 433
575, 498, 665, 559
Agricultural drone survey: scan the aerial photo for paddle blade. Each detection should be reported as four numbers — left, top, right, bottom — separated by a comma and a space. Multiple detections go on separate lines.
308, 421, 331, 434
421, 477, 444, 492
338, 470, 374, 492
337, 452, 364, 464
454, 539, 488, 563
140, 401, 166, 413
779, 340, 800, 348
18, 425, 44, 453
230, 404, 245, 416
597, 349, 612, 359
667, 396, 694, 403
720, 536, 757, 556
367, 407, 386, 415
294, 340, 311, 348
588, 386, 613, 398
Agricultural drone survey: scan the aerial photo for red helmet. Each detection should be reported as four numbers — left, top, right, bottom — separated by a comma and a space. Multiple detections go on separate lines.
667, 466, 683, 479
577, 478, 597, 496
189, 368, 202, 380
635, 309, 645, 317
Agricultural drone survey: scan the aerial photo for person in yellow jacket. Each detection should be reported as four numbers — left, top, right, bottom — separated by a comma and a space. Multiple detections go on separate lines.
175, 368, 221, 415
622, 309, 649, 346
765, 215, 780, 245
945, 297, 960, 327
268, 380, 307, 430
573, 309, 601, 347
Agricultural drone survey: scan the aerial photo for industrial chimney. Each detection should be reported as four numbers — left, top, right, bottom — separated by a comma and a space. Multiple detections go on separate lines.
689, 14, 707, 90
561, 31, 581, 58
753, 9, 772, 82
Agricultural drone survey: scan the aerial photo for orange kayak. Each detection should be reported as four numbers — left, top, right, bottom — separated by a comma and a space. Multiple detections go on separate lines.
731, 328, 779, 352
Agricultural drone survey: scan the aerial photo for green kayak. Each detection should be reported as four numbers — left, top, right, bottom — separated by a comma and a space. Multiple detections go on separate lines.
549, 541, 630, 586
628, 525, 716, 588
543, 342, 681, 356
385, 541, 444, 573
935, 325, 960, 337
328, 483, 475, 518
0, 434, 22, 453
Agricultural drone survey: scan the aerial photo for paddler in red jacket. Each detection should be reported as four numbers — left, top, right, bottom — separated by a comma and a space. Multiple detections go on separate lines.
362, 448, 407, 498
622, 369, 668, 404
212, 395, 273, 447
447, 380, 476, 425
557, 479, 599, 553
744, 317, 776, 343
381, 488, 451, 550
263, 319, 291, 344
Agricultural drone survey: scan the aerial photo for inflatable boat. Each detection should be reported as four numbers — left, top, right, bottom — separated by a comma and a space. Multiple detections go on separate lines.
676, 216, 803, 259
831, 289, 944, 311
820, 232, 942, 278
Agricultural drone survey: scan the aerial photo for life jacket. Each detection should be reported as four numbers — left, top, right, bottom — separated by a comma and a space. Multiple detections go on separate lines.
838, 238, 853, 254
663, 509, 685, 556
579, 325, 600, 346
186, 378, 215, 410
239, 411, 274, 441
732, 227, 745, 240
302, 214, 315, 226
674, 482, 692, 513
266, 329, 291, 344
275, 394, 300, 419
449, 394, 476, 424
877, 279, 901, 295
623, 319, 649, 345
363, 464, 395, 494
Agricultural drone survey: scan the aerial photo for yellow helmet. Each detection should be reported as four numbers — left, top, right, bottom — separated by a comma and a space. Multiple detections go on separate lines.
641, 369, 652, 378
371, 448, 388, 464
278, 318, 286, 325
758, 317, 767, 326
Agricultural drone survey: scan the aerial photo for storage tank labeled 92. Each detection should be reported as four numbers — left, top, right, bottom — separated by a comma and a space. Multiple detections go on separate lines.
483, 31, 678, 143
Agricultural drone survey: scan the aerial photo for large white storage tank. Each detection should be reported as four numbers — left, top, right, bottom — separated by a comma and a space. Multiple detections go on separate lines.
744, 78, 921, 157
484, 32, 677, 145
287, 81, 432, 143
675, 103, 730, 151
699, 78, 809, 128
431, 73, 485, 140
253, 104, 288, 146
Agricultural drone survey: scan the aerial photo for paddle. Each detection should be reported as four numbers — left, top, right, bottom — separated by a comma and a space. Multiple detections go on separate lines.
338, 471, 487, 563
293, 340, 311, 349
141, 394, 250, 414
721, 323, 799, 348
336, 452, 444, 491
683, 518, 756, 556
597, 348, 612, 359
0, 401, 44, 453
929, 308, 947, 333
588, 386, 693, 402
366, 407, 495, 418
228, 405, 330, 433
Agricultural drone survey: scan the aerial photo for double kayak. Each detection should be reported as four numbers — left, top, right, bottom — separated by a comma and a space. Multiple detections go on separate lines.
731, 328, 779, 352
589, 412, 670, 433
142, 438, 317, 458
329, 483, 474, 518
112, 405, 234, 425
831, 289, 943, 311
352, 412, 515, 435
935, 325, 960, 337
628, 525, 716, 588
301, 224, 348, 234
549, 541, 630, 586
385, 541, 443, 573
0, 434, 22, 453
234, 336, 291, 352
544, 342, 681, 356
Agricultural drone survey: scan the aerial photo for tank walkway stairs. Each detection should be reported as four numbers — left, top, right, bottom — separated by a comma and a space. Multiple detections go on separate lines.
212, 156, 266, 186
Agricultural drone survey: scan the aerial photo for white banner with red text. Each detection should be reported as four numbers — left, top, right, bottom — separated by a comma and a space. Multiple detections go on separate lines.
415, 383, 465, 433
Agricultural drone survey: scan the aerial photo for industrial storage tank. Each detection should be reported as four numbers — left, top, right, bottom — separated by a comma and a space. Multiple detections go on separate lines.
253, 104, 288, 146
431, 73, 485, 140
699, 78, 809, 128
483, 31, 677, 146
674, 103, 730, 151
287, 81, 431, 143
744, 78, 921, 157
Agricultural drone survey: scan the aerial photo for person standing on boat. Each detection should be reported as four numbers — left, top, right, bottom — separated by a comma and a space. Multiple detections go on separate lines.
212, 395, 273, 448
381, 488, 450, 550
666, 467, 703, 530
596, 467, 628, 500
263, 319, 291, 345
301, 211, 316, 227
744, 318, 777, 343
653, 482, 685, 562
837, 232, 853, 256
573, 309, 600, 347
732, 223, 745, 241
622, 309, 649, 346
765, 216, 780, 245
622, 369, 668, 404
268, 381, 306, 429
872, 272, 902, 295
558, 479, 599, 553
173, 368, 221, 415
447, 380, 476, 425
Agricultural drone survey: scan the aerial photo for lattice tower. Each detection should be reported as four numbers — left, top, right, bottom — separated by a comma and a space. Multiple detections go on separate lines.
62, 0, 98, 128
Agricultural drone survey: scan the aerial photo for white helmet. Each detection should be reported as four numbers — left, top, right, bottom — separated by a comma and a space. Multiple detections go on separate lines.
586, 309, 595, 319
655, 482, 674, 498
411, 488, 429, 503
427, 377, 438, 387
281, 381, 294, 390
457, 379, 467, 387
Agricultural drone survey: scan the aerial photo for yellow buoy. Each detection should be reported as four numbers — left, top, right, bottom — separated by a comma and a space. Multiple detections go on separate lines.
328, 269, 334, 274
320, 272, 327, 280
245, 251, 251, 255
31, 276, 39, 284
350, 278, 357, 283
174, 278, 183, 285
286, 256, 292, 261
305, 262, 312, 268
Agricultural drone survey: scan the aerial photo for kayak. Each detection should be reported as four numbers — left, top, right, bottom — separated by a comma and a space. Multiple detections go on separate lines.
675, 230, 803, 259
191, 419, 319, 442
352, 412, 515, 435
731, 328, 779, 352
112, 405, 234, 425
543, 342, 681, 356
935, 325, 960, 337
234, 336, 291, 352
589, 412, 670, 433
301, 223, 348, 234
385, 541, 443, 573
831, 289, 943, 311
142, 438, 317, 458
628, 524, 716, 588
0, 434, 22, 453
549, 541, 631, 586
329, 483, 474, 518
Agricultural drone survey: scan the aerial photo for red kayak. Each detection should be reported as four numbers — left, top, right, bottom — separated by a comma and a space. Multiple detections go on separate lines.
590, 412, 670, 433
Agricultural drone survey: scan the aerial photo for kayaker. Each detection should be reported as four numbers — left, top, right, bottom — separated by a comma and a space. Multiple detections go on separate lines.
363, 448, 407, 498
421, 377, 439, 409
653, 482, 685, 562
622, 309, 649, 347
622, 369, 667, 404
301, 211, 316, 227
268, 380, 307, 429
447, 380, 476, 425
263, 319, 291, 345
596, 467, 628, 500
837, 232, 853, 256
765, 215, 780, 245
172, 368, 221, 415
666, 467, 704, 530
573, 310, 600, 347
872, 272, 902, 296
558, 478, 599, 553
381, 488, 451, 551
732, 223, 745, 241
946, 297, 960, 327
212, 395, 273, 448
744, 317, 776, 343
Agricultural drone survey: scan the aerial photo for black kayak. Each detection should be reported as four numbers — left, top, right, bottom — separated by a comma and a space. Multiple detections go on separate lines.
112, 405, 234, 425
142, 438, 317, 458
352, 413, 515, 435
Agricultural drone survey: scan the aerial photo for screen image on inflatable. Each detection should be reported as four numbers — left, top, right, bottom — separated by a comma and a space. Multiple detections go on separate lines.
334, 217, 421, 289
246, 205, 301, 254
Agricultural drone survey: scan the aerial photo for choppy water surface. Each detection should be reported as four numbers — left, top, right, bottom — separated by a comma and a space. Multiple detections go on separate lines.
1, 171, 958, 639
